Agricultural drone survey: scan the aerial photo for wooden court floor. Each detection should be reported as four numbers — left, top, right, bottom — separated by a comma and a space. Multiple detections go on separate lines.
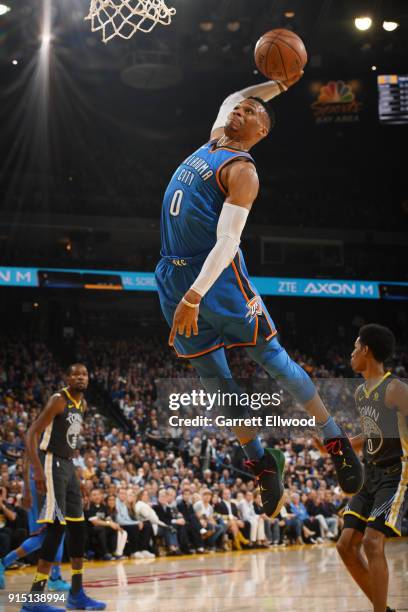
2, 540, 407, 611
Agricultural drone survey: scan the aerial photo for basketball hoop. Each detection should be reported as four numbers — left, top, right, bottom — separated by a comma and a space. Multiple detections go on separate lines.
86, 0, 176, 43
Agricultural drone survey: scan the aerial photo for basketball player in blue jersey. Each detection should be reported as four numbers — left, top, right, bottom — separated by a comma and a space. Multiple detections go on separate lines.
0, 455, 69, 591
156, 75, 364, 518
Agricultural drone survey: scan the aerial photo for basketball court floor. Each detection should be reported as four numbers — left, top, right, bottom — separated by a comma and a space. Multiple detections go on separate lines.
3, 540, 407, 611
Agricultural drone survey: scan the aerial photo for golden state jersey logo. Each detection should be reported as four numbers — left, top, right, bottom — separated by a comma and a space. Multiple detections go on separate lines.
361, 416, 383, 455
245, 296, 262, 324
66, 412, 83, 450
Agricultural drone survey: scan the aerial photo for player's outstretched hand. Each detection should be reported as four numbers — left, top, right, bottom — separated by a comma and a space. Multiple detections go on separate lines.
279, 70, 304, 91
169, 291, 200, 346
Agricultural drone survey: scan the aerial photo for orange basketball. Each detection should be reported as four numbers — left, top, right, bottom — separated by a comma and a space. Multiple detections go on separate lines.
254, 29, 307, 81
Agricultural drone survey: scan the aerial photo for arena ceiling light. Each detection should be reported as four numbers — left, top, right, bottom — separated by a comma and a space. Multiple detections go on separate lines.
0, 4, 10, 15
382, 21, 399, 31
354, 16, 372, 31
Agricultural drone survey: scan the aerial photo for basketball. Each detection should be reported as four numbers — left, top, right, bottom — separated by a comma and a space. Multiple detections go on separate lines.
254, 29, 307, 81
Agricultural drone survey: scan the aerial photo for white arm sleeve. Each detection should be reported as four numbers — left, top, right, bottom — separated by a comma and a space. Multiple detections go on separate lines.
211, 80, 286, 132
190, 203, 249, 298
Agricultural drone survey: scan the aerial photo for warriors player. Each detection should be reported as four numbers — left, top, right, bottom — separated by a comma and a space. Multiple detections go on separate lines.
337, 324, 408, 612
155, 74, 363, 518
24, 364, 105, 612
0, 454, 69, 591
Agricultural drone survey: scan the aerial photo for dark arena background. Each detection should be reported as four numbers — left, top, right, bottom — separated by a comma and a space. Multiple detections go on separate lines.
0, 1, 407, 611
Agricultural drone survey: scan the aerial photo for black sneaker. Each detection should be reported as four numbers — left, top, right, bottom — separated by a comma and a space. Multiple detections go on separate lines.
386, 607, 395, 612
324, 428, 363, 495
245, 448, 285, 519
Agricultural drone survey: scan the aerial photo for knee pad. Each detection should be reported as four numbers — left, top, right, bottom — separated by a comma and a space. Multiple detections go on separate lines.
248, 338, 316, 404
66, 521, 85, 558
40, 522, 66, 563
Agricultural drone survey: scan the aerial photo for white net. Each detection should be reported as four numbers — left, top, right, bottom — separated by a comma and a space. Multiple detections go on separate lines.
86, 0, 176, 43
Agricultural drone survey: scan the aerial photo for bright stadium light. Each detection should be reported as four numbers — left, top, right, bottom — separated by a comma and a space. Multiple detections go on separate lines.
383, 21, 399, 32
355, 16, 372, 31
0, 4, 11, 15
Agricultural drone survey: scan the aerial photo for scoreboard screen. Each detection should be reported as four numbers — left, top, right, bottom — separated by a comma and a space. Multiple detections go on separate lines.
378, 74, 408, 124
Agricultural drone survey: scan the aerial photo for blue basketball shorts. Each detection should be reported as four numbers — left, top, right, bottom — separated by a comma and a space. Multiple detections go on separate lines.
155, 249, 277, 358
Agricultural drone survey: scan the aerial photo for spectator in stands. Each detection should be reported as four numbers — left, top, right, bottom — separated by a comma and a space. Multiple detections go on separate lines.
177, 488, 205, 553
0, 433, 23, 464
238, 491, 268, 547
254, 492, 276, 545
153, 489, 182, 555
127, 490, 155, 558
85, 489, 120, 560
166, 487, 191, 553
115, 488, 141, 557
290, 493, 323, 544
194, 490, 226, 552
105, 494, 128, 558
135, 489, 164, 548
317, 490, 339, 539
0, 486, 20, 557
214, 488, 248, 550
281, 499, 303, 545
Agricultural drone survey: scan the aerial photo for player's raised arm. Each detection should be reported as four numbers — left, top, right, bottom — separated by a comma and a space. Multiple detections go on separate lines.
168, 161, 258, 346
25, 394, 66, 495
210, 74, 303, 140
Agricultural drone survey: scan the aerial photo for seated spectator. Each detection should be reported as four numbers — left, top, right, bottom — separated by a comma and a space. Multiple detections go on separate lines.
304, 491, 333, 540
85, 489, 120, 560
0, 433, 23, 464
316, 491, 339, 539
127, 489, 155, 558
214, 488, 248, 550
153, 489, 182, 555
105, 494, 128, 558
280, 501, 303, 545
135, 489, 165, 541
166, 487, 191, 554
115, 488, 142, 557
0, 485, 18, 557
177, 488, 205, 553
290, 493, 323, 544
194, 490, 226, 552
83, 457, 97, 481
254, 492, 275, 545
237, 491, 267, 547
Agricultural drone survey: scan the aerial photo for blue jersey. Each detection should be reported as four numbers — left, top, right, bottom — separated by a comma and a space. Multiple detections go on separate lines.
160, 140, 255, 257
156, 139, 277, 358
